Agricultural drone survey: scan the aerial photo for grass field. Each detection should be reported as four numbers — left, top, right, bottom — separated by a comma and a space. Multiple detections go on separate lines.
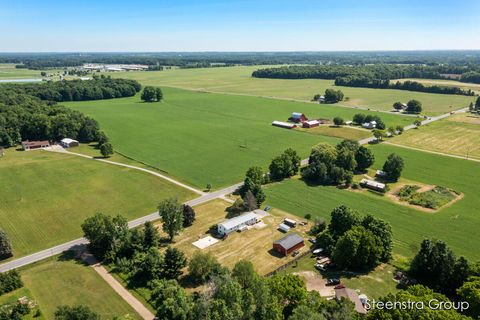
0, 149, 194, 257
0, 64, 43, 79
65, 87, 413, 189
110, 66, 475, 115
391, 113, 480, 159
164, 199, 311, 276
264, 143, 480, 261
20, 253, 140, 319
297, 125, 372, 140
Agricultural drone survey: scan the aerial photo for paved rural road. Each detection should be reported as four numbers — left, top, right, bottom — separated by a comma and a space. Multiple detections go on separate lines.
0, 108, 465, 273
0, 182, 242, 273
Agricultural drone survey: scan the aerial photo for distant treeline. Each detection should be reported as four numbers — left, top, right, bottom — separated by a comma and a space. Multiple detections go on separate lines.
2, 77, 141, 102
334, 76, 475, 96
252, 64, 477, 80
460, 71, 480, 84
0, 77, 140, 147
252, 65, 479, 95
2, 51, 480, 69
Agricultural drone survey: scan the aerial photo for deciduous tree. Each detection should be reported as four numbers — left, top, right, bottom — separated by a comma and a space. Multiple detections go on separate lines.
158, 198, 184, 242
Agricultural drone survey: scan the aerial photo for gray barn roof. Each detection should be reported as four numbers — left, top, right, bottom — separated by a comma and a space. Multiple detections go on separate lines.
274, 233, 304, 250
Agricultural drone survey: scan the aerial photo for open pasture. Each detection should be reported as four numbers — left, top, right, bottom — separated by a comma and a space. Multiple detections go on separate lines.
111, 66, 475, 115
264, 143, 480, 261
20, 254, 140, 319
391, 114, 480, 159
65, 87, 413, 189
0, 149, 194, 257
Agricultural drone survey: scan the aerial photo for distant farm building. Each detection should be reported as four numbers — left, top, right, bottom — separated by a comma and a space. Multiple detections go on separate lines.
375, 170, 387, 178
302, 120, 320, 128
21, 140, 50, 151
272, 121, 296, 129
283, 218, 297, 227
273, 233, 305, 256
217, 212, 258, 236
278, 223, 291, 233
60, 138, 79, 148
289, 112, 308, 123
318, 95, 325, 103
360, 179, 386, 192
345, 120, 353, 125
335, 286, 367, 314
362, 121, 377, 129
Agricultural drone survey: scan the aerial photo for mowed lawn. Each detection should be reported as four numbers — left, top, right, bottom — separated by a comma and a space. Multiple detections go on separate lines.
65, 87, 413, 189
20, 254, 140, 319
0, 149, 194, 257
391, 113, 480, 159
110, 66, 475, 115
264, 143, 480, 261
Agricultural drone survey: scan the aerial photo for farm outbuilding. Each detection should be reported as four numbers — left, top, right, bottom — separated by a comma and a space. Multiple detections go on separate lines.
302, 120, 320, 128
272, 121, 296, 129
217, 212, 258, 236
273, 233, 305, 256
283, 218, 297, 227
278, 223, 291, 232
360, 179, 386, 192
21, 140, 50, 151
60, 138, 79, 148
288, 112, 308, 123
362, 121, 377, 129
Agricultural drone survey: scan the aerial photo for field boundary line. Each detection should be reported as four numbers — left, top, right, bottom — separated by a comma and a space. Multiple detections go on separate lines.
160, 85, 458, 117
46, 148, 205, 195
383, 141, 480, 163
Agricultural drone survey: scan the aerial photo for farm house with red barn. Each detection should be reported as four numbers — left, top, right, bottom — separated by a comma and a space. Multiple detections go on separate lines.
288, 112, 307, 123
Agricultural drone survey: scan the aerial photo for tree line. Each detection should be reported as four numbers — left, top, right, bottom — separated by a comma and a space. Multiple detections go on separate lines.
2, 76, 141, 102
0, 77, 140, 147
334, 76, 475, 96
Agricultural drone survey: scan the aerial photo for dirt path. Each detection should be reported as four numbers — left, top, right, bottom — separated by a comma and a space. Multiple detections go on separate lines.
82, 252, 155, 320
46, 147, 205, 195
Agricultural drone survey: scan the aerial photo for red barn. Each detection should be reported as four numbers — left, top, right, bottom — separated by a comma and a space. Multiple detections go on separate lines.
288, 112, 308, 123
273, 234, 305, 256
302, 120, 320, 128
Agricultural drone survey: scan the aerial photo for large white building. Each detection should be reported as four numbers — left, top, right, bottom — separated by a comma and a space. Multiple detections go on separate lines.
217, 212, 258, 236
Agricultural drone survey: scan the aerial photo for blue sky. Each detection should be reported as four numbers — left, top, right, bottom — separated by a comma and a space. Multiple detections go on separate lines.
0, 0, 479, 51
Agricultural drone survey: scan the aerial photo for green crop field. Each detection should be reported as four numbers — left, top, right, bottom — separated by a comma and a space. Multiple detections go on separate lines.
20, 253, 140, 319
65, 87, 413, 189
390, 114, 480, 159
264, 143, 480, 261
0, 149, 194, 257
110, 66, 475, 115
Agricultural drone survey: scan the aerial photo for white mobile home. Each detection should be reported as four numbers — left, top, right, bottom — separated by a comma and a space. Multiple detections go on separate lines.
217, 212, 258, 236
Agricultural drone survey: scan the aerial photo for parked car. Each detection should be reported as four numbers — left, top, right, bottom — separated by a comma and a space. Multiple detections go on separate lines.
292, 250, 300, 257
315, 263, 326, 271
312, 248, 323, 255
326, 278, 340, 286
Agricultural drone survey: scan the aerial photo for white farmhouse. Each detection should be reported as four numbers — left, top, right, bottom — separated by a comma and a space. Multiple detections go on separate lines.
217, 212, 258, 236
